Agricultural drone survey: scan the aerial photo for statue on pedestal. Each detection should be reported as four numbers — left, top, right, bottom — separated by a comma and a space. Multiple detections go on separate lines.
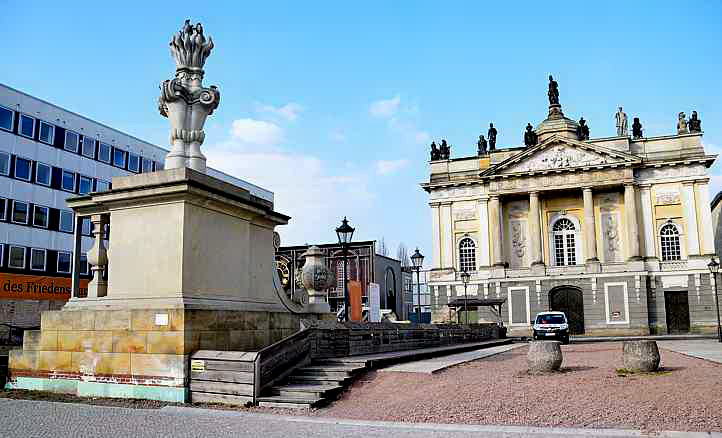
688, 110, 702, 133
632, 117, 643, 139
615, 107, 628, 137
488, 123, 497, 151
477, 135, 487, 155
576, 117, 590, 140
159, 20, 221, 173
430, 141, 440, 161
548, 75, 559, 105
440, 139, 450, 159
523, 123, 538, 147
677, 112, 689, 134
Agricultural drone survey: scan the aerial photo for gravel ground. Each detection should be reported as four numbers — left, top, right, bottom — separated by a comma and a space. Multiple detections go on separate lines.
2, 343, 720, 432
304, 343, 722, 432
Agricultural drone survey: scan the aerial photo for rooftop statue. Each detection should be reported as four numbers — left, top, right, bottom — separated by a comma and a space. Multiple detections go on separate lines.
430, 141, 440, 161
576, 117, 590, 140
688, 110, 702, 133
477, 135, 487, 155
677, 112, 689, 135
632, 117, 643, 139
523, 123, 538, 147
615, 107, 628, 137
487, 123, 497, 151
439, 139, 451, 160
158, 20, 221, 173
548, 75, 559, 106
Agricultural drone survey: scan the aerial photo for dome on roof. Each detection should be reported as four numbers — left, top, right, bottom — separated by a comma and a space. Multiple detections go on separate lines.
535, 105, 580, 143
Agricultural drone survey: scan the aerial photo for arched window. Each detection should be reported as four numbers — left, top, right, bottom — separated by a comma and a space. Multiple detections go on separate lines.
552, 218, 577, 266
458, 238, 476, 272
660, 223, 681, 261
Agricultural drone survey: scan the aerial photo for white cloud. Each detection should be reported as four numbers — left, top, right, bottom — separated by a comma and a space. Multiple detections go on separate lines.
369, 95, 401, 118
205, 126, 375, 246
375, 159, 409, 176
257, 102, 305, 121
230, 118, 284, 145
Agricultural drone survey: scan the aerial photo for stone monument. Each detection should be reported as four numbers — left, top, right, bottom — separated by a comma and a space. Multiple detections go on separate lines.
6, 20, 331, 403
160, 20, 220, 173
677, 112, 689, 135
477, 135, 487, 155
300, 246, 335, 313
622, 340, 660, 372
487, 123, 497, 151
688, 110, 702, 132
523, 123, 538, 147
527, 341, 563, 373
615, 107, 628, 137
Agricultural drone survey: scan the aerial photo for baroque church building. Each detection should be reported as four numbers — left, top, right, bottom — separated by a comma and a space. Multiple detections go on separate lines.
422, 80, 717, 336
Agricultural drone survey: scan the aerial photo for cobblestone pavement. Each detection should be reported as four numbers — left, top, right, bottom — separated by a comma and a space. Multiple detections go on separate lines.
658, 339, 722, 364
5, 398, 717, 438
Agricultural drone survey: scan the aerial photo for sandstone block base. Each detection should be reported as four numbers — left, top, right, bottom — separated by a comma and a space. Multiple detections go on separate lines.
6, 308, 321, 402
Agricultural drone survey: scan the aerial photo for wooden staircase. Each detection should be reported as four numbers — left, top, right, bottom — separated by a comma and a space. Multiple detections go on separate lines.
257, 358, 367, 408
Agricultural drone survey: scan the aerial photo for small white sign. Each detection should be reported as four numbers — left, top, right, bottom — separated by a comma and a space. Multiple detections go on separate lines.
155, 313, 169, 326
369, 283, 381, 323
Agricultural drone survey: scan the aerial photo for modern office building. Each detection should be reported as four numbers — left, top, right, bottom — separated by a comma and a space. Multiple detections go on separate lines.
0, 83, 271, 337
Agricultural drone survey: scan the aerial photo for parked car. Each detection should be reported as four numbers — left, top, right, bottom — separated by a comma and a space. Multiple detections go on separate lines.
531, 311, 570, 344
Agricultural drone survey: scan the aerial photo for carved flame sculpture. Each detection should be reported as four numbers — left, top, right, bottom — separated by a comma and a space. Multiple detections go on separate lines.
158, 20, 221, 173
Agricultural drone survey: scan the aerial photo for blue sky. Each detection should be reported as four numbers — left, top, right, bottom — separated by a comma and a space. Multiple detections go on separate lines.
3, 1, 721, 265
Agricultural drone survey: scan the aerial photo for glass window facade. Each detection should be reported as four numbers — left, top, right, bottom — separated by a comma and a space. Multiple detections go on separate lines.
113, 148, 126, 168
33, 205, 49, 228
128, 153, 140, 172
36, 162, 51, 186
79, 176, 93, 195
0, 105, 13, 131
14, 157, 32, 181
0, 152, 9, 175
39, 121, 54, 144
19, 114, 34, 138
57, 252, 72, 274
30, 248, 46, 271
98, 142, 111, 163
59, 210, 73, 233
12, 200, 29, 224
82, 137, 95, 158
65, 130, 79, 152
61, 170, 76, 192
9, 246, 26, 269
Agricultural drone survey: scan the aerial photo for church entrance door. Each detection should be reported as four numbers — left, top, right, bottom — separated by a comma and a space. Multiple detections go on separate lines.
664, 291, 690, 334
549, 287, 585, 335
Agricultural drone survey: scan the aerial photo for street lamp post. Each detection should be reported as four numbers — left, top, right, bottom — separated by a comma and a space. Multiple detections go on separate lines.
336, 217, 355, 322
707, 257, 722, 343
411, 248, 424, 323
460, 269, 470, 325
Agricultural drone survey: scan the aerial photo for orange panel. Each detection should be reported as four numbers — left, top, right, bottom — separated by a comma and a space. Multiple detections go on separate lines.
349, 281, 362, 321
0, 273, 88, 300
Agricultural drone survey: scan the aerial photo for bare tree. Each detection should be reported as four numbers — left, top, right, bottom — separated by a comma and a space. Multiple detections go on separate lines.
378, 237, 388, 256
397, 243, 410, 267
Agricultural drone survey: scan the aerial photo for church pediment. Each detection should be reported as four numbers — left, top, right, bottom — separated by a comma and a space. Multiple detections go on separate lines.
482, 135, 639, 177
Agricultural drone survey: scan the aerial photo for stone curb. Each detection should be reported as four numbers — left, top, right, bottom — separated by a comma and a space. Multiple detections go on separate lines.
159, 407, 722, 437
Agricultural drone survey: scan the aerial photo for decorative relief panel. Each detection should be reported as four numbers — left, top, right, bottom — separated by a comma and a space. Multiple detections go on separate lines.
601, 212, 623, 262
635, 164, 706, 181
488, 168, 626, 194
598, 193, 620, 211
509, 220, 528, 268
505, 144, 616, 173
429, 186, 485, 201
655, 189, 681, 205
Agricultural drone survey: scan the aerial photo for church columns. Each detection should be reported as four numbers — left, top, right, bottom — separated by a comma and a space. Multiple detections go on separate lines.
624, 184, 641, 260
440, 202, 454, 268
695, 179, 715, 256
528, 191, 543, 268
489, 195, 504, 266
639, 184, 657, 260
430, 203, 441, 269
478, 196, 491, 267
582, 187, 598, 263
682, 181, 700, 256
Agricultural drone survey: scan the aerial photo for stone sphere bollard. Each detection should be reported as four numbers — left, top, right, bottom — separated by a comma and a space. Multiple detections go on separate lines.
622, 340, 660, 372
527, 341, 563, 373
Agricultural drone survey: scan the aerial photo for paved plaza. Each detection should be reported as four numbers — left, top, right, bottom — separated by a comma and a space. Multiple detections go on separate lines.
2, 398, 719, 438
658, 339, 722, 364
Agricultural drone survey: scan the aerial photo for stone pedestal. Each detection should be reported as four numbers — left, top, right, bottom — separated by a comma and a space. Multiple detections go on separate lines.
622, 340, 660, 372
527, 341, 563, 372
5, 169, 330, 402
